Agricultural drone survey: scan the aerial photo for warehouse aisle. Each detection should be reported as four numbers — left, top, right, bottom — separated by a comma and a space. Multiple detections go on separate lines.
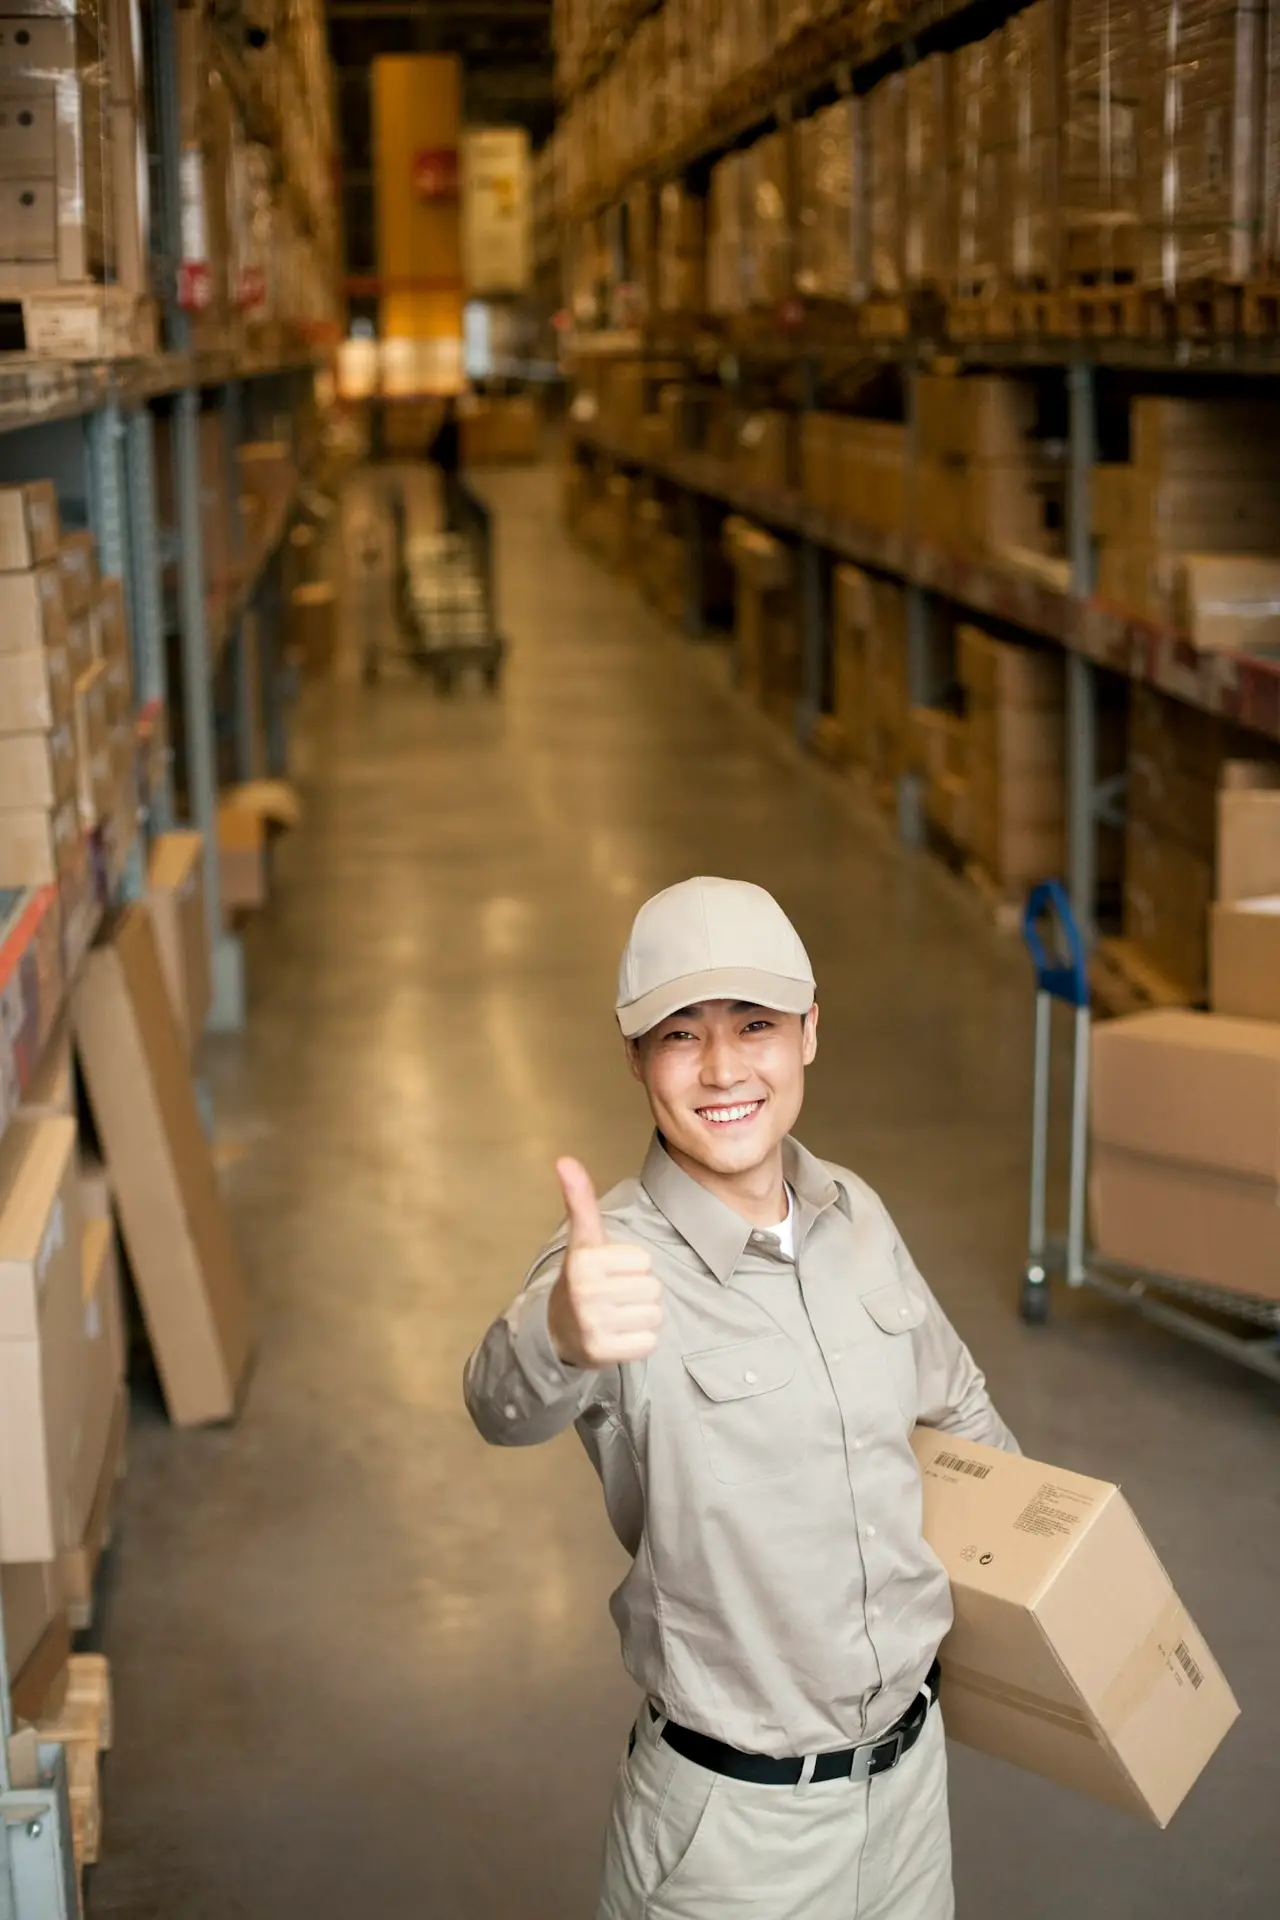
93, 466, 1277, 1920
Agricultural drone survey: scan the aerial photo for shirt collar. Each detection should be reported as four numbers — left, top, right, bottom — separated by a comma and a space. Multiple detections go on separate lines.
640, 1131, 840, 1285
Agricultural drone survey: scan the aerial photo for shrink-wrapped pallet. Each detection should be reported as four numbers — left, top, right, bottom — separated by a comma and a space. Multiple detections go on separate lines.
1063, 0, 1143, 279
1139, 1, 1265, 291
952, 34, 1004, 297
1004, 0, 1063, 286
796, 103, 855, 302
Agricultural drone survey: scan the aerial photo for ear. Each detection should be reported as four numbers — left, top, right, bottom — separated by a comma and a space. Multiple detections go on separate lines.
802, 1003, 819, 1066
625, 1033, 645, 1082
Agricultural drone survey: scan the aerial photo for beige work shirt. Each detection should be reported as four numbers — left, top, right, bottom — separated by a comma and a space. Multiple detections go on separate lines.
464, 1133, 1019, 1759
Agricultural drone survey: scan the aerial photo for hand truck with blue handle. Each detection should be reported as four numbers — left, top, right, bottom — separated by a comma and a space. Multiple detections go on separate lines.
1020, 881, 1280, 1383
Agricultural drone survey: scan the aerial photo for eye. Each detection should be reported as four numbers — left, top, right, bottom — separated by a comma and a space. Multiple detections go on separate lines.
661, 1028, 696, 1043
743, 1019, 774, 1033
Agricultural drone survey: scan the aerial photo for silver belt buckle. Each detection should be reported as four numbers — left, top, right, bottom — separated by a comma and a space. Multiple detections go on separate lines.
850, 1725, 903, 1783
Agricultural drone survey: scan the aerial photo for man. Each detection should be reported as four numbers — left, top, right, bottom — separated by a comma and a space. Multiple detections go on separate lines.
464, 876, 1018, 1920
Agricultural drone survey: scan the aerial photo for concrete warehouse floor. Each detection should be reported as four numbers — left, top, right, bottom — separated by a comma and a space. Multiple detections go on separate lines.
91, 464, 1278, 1919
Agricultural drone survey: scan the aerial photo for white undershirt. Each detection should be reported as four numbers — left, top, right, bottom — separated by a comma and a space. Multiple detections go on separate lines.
769, 1183, 797, 1260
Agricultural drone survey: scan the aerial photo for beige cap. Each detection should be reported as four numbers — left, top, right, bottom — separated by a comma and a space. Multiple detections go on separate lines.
616, 877, 816, 1039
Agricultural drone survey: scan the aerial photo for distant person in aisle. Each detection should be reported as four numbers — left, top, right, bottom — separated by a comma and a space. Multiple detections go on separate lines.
464, 876, 1019, 1920
427, 394, 462, 531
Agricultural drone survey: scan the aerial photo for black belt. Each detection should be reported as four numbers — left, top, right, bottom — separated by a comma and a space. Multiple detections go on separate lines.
637, 1659, 941, 1787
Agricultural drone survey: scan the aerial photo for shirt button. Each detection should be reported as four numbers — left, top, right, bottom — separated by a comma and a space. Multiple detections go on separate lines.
503, 1404, 518, 1420
744, 1370, 758, 1385
870, 1605, 882, 1621
830, 1351, 843, 1364
899, 1307, 910, 1319
866, 1524, 877, 1538
853, 1437, 865, 1450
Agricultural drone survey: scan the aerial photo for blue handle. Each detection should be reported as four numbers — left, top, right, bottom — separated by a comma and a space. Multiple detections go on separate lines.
1022, 881, 1090, 1008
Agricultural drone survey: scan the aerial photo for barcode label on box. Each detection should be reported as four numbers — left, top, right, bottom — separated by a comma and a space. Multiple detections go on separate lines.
935, 1451, 991, 1480
1173, 1640, 1204, 1691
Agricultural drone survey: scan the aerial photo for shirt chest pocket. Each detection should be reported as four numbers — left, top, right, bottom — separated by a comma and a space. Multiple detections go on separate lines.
681, 1333, 810, 1487
857, 1280, 926, 1421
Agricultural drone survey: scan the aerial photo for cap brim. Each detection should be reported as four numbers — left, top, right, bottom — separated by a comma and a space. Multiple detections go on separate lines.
616, 968, 816, 1040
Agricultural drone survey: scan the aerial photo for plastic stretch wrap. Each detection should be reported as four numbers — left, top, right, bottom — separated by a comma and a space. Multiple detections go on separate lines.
1140, 1, 1265, 291
952, 33, 1004, 296
904, 54, 952, 290
1004, 0, 1062, 285
796, 101, 854, 302
1063, 0, 1143, 278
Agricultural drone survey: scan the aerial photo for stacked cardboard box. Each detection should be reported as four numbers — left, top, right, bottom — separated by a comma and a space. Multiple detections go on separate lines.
863, 72, 907, 300
916, 375, 1066, 563
912, 705, 971, 849
632, 494, 686, 627
951, 34, 1003, 298
959, 625, 1065, 893
1091, 1009, 1280, 1301
1139, 2, 1265, 291
1063, 0, 1143, 280
1211, 778, 1280, 1023
746, 133, 792, 308
0, 485, 92, 944
1003, 0, 1062, 287
1094, 398, 1280, 627
795, 103, 854, 303
725, 518, 800, 724
831, 566, 910, 804
1122, 685, 1279, 1002
656, 182, 705, 313
904, 56, 952, 292
736, 411, 795, 494
1178, 555, 1280, 654
0, 9, 113, 292
707, 153, 745, 314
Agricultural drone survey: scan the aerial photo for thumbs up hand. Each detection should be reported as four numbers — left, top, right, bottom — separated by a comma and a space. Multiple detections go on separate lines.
546, 1157, 664, 1370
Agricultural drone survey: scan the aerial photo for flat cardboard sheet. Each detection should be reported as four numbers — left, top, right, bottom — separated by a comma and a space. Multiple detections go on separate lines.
72, 906, 252, 1425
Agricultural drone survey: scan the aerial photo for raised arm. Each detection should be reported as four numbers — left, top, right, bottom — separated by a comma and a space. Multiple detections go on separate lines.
463, 1157, 664, 1447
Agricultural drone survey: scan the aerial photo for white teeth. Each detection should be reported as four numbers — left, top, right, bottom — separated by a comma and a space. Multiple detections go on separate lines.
700, 1101, 762, 1124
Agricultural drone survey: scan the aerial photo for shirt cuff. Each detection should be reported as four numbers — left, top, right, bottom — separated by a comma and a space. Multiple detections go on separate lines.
510, 1283, 589, 1406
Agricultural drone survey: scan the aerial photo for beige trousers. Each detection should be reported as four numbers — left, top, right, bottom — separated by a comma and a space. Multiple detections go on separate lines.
597, 1702, 953, 1920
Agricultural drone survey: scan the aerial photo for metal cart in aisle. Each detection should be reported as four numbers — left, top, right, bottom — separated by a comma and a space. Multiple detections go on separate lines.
365, 472, 506, 693
1020, 881, 1280, 1384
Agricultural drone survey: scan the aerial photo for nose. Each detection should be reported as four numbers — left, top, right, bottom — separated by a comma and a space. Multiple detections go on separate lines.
700, 1031, 747, 1091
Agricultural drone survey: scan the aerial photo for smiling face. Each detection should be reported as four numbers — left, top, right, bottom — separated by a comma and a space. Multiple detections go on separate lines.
628, 999, 819, 1190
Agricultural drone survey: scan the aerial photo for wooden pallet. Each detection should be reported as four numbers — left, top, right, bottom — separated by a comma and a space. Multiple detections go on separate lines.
35, 1654, 113, 1872
1090, 938, 1191, 1019
1057, 282, 1142, 339
948, 294, 1016, 341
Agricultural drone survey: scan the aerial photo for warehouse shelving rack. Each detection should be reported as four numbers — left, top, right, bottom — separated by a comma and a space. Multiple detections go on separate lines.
0, 1, 336, 1908
0, 0, 333, 1048
557, 0, 1280, 942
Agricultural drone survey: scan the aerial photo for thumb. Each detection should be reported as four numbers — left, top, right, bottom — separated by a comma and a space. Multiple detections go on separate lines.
556, 1156, 606, 1252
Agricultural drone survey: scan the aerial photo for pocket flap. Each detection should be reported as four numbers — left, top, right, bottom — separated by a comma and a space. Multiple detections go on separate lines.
860, 1282, 927, 1336
682, 1333, 796, 1403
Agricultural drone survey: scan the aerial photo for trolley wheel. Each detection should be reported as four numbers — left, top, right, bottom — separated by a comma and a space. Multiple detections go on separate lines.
1019, 1272, 1051, 1326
